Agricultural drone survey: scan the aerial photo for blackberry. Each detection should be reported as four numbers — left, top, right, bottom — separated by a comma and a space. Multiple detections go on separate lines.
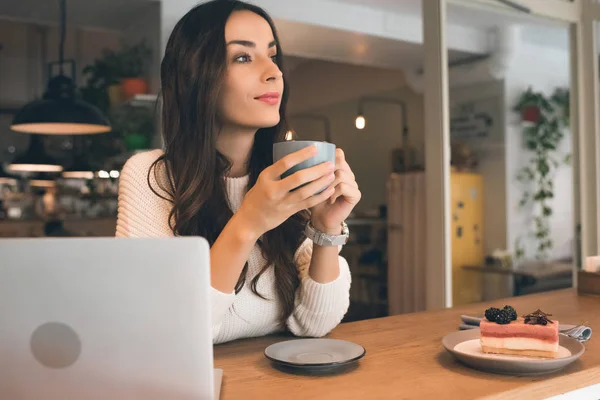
484, 307, 501, 322
503, 305, 517, 321
495, 309, 512, 325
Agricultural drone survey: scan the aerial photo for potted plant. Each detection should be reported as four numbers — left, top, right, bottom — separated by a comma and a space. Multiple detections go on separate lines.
118, 39, 152, 100
513, 86, 552, 125
110, 104, 156, 152
514, 87, 570, 261
81, 48, 123, 109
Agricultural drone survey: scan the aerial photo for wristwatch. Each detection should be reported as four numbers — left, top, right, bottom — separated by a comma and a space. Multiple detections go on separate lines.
305, 221, 349, 246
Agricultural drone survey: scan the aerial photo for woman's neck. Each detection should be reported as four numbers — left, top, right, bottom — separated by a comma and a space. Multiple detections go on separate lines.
217, 125, 256, 178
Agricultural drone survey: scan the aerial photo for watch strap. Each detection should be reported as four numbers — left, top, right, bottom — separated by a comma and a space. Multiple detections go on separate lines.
305, 221, 349, 246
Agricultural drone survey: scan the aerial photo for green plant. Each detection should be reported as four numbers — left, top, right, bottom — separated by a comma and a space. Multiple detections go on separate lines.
83, 48, 122, 85
81, 39, 152, 94
80, 48, 123, 114
513, 87, 548, 113
550, 88, 570, 125
514, 87, 570, 261
110, 104, 155, 147
118, 39, 152, 79
78, 40, 154, 159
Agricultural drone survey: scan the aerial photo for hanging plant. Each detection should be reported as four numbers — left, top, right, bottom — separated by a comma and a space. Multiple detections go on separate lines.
513, 87, 547, 125
513, 86, 570, 261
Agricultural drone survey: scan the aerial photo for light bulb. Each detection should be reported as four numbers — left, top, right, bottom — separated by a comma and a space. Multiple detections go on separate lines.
285, 130, 294, 141
355, 115, 366, 130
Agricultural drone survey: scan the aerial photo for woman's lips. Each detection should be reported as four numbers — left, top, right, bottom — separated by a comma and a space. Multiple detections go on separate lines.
255, 92, 280, 105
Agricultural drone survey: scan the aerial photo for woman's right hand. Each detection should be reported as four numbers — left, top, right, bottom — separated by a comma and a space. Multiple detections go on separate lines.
236, 145, 336, 240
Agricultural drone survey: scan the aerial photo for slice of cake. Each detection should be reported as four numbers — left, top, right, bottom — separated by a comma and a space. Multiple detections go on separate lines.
480, 307, 559, 359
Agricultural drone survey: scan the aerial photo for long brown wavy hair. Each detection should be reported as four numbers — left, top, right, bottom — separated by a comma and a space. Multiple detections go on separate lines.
148, 0, 309, 323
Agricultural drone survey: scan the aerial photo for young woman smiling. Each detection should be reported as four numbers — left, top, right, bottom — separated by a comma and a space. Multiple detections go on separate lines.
116, 0, 361, 344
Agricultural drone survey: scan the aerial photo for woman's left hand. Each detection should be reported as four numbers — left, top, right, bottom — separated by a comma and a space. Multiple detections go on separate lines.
310, 149, 361, 234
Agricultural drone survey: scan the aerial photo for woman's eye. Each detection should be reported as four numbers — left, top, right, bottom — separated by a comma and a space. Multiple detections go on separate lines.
271, 55, 278, 63
234, 54, 251, 63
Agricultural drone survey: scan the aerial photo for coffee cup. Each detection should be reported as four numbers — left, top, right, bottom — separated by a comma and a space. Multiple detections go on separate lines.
273, 140, 336, 193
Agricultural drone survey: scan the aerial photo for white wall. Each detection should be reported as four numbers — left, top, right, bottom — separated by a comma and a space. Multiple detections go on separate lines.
287, 59, 405, 113
504, 40, 573, 260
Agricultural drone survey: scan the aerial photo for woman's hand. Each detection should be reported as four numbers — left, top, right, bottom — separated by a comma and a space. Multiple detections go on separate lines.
236, 145, 336, 240
310, 149, 361, 234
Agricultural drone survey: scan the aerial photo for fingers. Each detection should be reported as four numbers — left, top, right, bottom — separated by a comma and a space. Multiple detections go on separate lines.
334, 148, 354, 175
279, 161, 334, 192
335, 148, 345, 166
288, 171, 335, 203
270, 145, 318, 178
297, 186, 336, 211
330, 182, 362, 205
330, 169, 358, 189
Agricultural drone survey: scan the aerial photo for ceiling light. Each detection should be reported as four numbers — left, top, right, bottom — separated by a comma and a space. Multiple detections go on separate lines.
355, 115, 366, 130
10, 0, 110, 135
8, 136, 63, 173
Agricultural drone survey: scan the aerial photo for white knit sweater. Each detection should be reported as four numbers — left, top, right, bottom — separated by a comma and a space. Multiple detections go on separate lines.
115, 149, 351, 344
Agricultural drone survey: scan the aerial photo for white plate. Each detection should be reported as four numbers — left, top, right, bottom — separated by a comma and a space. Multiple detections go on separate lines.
442, 328, 585, 376
264, 339, 365, 369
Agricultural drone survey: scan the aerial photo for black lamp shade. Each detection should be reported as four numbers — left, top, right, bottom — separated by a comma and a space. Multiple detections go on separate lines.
0, 164, 19, 185
62, 156, 95, 179
29, 172, 56, 188
8, 136, 63, 173
11, 75, 111, 135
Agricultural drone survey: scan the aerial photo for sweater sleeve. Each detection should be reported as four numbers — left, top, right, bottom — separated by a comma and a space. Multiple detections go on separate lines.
115, 150, 236, 339
286, 239, 351, 337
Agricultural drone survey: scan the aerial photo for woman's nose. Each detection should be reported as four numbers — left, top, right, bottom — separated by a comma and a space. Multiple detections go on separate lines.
262, 59, 283, 82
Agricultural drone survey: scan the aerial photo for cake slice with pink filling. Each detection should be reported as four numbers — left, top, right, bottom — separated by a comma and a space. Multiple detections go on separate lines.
480, 307, 559, 359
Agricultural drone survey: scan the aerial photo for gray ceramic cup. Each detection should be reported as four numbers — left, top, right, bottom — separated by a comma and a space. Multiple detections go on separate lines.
273, 140, 336, 193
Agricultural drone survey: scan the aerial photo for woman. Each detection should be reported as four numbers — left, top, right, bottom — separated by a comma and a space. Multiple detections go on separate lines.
116, 0, 361, 344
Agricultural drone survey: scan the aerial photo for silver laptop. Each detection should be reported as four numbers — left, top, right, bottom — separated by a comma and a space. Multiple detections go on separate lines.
0, 237, 221, 400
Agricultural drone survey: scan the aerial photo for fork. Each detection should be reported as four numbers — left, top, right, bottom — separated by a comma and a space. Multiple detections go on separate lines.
560, 322, 592, 342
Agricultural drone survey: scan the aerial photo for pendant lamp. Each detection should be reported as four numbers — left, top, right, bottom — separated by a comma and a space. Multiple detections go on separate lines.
8, 135, 63, 173
10, 0, 111, 135
0, 164, 19, 185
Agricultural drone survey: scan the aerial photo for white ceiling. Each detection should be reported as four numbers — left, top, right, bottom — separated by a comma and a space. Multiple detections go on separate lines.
0, 0, 158, 31
330, 0, 422, 16
331, 0, 568, 29
331, 0, 571, 49
276, 19, 471, 71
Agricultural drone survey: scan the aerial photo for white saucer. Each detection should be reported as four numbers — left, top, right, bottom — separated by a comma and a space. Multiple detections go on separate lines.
264, 338, 365, 369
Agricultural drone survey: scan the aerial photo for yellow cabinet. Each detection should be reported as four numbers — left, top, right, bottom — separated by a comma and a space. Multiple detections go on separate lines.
451, 172, 484, 306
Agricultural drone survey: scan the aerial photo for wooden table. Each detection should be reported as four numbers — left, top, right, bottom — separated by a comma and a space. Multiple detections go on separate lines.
214, 289, 600, 399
